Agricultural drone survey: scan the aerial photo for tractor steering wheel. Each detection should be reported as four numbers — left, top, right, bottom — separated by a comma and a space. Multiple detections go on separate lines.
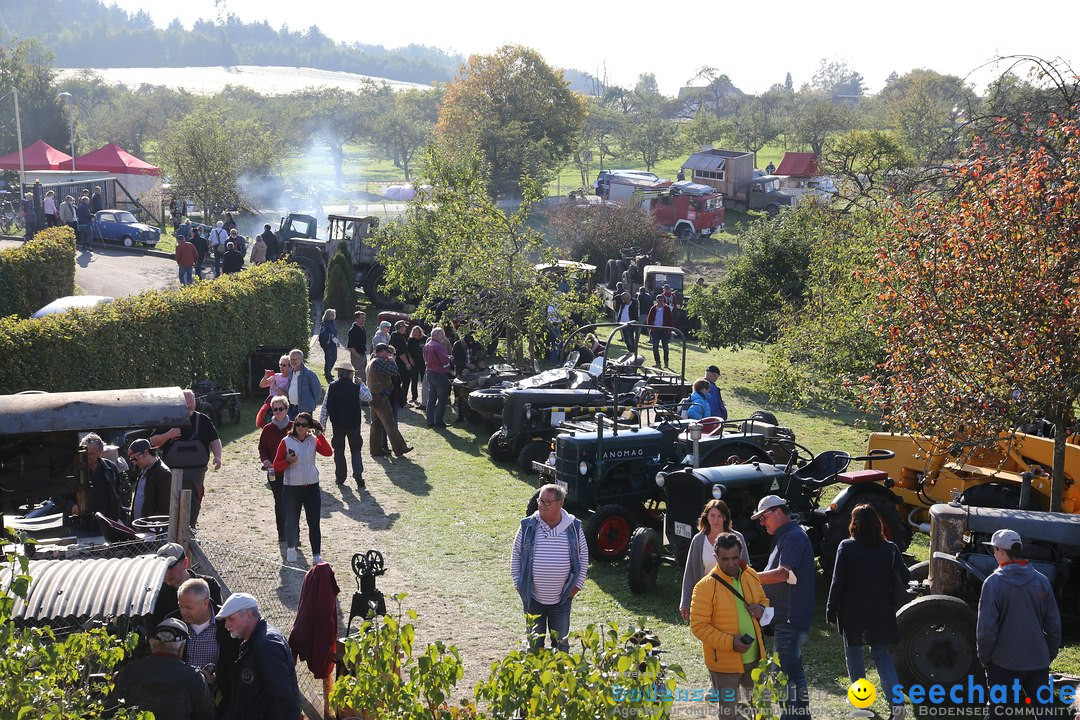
777, 437, 816, 470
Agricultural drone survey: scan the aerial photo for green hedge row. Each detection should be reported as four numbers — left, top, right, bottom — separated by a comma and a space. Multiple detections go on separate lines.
0, 226, 76, 318
0, 262, 309, 395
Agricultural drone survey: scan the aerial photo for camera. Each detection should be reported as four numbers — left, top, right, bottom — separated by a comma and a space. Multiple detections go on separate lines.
739, 634, 754, 645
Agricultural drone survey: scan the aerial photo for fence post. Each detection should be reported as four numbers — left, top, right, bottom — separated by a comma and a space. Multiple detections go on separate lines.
178, 490, 192, 547
168, 469, 183, 542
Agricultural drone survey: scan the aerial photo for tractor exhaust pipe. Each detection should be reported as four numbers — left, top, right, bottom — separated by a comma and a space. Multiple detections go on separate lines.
689, 422, 703, 468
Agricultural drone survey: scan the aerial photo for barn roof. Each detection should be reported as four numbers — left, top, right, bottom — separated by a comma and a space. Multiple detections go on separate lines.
775, 152, 820, 177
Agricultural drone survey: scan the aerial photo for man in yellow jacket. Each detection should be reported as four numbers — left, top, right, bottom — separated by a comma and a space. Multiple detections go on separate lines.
691, 532, 770, 718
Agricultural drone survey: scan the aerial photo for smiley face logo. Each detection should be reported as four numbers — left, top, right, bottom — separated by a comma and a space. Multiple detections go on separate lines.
847, 678, 876, 708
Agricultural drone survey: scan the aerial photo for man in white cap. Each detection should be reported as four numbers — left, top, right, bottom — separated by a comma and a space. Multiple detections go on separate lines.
752, 495, 814, 720
216, 593, 301, 720
112, 617, 215, 720
977, 529, 1061, 718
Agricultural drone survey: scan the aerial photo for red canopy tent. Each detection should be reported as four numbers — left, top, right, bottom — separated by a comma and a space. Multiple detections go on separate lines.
0, 140, 74, 171
60, 143, 161, 176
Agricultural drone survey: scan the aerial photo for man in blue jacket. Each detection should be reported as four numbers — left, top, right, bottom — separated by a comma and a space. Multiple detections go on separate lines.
217, 593, 300, 720
510, 484, 588, 652
285, 349, 322, 419
704, 365, 728, 421
977, 529, 1061, 719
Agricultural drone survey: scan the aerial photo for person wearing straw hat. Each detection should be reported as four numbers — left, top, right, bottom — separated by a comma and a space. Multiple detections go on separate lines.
321, 355, 367, 489
216, 593, 300, 720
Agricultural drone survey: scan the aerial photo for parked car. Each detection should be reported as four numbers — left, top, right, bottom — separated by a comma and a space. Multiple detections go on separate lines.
92, 210, 161, 247
32, 295, 114, 318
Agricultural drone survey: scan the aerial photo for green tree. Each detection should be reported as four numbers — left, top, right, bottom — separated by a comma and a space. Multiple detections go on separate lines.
374, 146, 597, 363
158, 106, 282, 217
874, 69, 976, 164
295, 86, 378, 184
436, 45, 585, 196
731, 95, 781, 166
808, 58, 865, 99
689, 203, 825, 349
821, 130, 910, 212
323, 241, 357, 315
367, 87, 441, 182
0, 35, 67, 154
790, 91, 852, 156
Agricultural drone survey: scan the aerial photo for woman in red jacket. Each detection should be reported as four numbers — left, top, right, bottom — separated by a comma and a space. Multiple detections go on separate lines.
258, 396, 292, 552
273, 412, 332, 565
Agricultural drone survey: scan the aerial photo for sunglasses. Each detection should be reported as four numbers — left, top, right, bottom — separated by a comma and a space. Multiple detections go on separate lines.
295, 423, 310, 428
272, 407, 288, 413
279, 363, 288, 367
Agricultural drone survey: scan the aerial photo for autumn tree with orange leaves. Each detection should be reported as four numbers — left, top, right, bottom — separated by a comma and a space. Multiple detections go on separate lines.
866, 106, 1080, 510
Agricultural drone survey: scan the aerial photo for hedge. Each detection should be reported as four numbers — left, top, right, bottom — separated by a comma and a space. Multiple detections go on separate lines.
0, 226, 76, 318
0, 262, 309, 395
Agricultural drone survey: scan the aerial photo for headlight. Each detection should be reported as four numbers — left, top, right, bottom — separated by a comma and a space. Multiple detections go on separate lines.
579, 461, 589, 476
711, 485, 725, 500
655, 472, 667, 488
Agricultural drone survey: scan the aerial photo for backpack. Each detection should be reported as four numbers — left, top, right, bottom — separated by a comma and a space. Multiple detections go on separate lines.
318, 323, 334, 348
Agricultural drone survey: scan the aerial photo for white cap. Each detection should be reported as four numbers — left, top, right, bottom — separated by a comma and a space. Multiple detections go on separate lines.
156, 543, 185, 568
751, 494, 788, 519
216, 592, 258, 620
983, 529, 1022, 551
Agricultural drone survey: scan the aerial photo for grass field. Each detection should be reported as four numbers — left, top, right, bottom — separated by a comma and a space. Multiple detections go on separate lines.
209, 320, 1079, 718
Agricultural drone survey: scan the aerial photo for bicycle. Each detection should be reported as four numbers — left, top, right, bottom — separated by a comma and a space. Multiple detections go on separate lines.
0, 200, 25, 235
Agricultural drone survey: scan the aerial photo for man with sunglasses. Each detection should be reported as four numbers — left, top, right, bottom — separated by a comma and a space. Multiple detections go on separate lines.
510, 484, 588, 652
752, 495, 815, 720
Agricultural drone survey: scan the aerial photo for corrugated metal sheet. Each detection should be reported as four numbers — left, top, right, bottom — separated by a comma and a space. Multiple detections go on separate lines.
3, 555, 167, 623
0, 387, 189, 435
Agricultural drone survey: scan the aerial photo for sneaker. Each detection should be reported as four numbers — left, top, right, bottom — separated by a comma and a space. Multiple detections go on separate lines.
312, 554, 322, 565
286, 547, 297, 563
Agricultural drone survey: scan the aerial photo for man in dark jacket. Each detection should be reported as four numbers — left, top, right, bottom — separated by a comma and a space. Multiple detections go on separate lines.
189, 227, 209, 279
72, 432, 125, 522
977, 529, 1061, 718
90, 185, 104, 213
261, 224, 280, 261
174, 577, 240, 714
128, 439, 171, 521
112, 618, 215, 720
151, 542, 223, 628
150, 388, 222, 528
612, 291, 638, 350
221, 241, 245, 274
322, 357, 365, 489
217, 593, 301, 720
75, 195, 93, 251
346, 311, 368, 383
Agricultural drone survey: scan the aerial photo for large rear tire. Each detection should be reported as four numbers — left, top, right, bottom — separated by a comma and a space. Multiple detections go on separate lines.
295, 256, 325, 300
627, 527, 662, 594
363, 265, 399, 308
586, 504, 636, 561
605, 259, 619, 289
822, 493, 910, 579
468, 388, 505, 415
893, 595, 981, 692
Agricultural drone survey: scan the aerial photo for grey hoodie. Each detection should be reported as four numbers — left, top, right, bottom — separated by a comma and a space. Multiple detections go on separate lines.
976, 561, 1061, 670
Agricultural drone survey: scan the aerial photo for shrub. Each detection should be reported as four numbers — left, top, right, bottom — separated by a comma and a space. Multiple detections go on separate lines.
0, 263, 308, 394
546, 201, 675, 269
0, 226, 75, 318
323, 241, 356, 314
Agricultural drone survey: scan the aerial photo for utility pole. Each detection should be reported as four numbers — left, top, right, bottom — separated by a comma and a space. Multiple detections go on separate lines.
13, 87, 25, 190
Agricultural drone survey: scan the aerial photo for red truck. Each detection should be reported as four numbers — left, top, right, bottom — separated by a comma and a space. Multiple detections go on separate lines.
605, 176, 725, 239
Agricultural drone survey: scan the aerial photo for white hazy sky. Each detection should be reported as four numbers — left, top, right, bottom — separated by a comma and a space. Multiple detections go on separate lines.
106, 0, 1078, 95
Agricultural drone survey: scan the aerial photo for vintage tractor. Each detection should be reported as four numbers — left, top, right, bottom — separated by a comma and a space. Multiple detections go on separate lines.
625, 446, 908, 593
893, 503, 1080, 694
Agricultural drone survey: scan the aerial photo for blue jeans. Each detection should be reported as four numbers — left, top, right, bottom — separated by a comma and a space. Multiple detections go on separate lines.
844, 639, 900, 703
426, 372, 450, 425
283, 483, 321, 555
651, 331, 670, 366
773, 624, 810, 720
178, 266, 194, 285
525, 596, 572, 652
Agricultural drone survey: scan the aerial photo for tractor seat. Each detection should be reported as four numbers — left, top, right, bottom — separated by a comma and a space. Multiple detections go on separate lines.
793, 450, 851, 483
836, 469, 889, 485
700, 417, 725, 436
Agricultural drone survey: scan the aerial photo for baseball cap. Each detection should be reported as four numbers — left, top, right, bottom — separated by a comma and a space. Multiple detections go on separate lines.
156, 542, 186, 568
394, 320, 407, 329
751, 495, 788, 519
983, 529, 1022, 551
152, 617, 190, 642
705, 365, 720, 374
128, 438, 152, 457
217, 592, 258, 620
374, 342, 392, 353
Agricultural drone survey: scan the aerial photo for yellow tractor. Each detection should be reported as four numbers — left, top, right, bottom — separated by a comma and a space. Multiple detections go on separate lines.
865, 430, 1080, 535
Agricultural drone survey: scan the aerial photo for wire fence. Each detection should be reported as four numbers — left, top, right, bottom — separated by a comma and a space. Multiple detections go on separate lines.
196, 536, 333, 720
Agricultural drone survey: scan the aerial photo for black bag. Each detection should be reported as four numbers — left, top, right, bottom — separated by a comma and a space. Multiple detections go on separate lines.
162, 414, 209, 469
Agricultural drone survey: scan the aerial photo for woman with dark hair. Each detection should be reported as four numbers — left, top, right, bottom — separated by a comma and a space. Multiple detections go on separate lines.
273, 411, 332, 565
680, 499, 750, 620
827, 503, 910, 720
406, 325, 426, 406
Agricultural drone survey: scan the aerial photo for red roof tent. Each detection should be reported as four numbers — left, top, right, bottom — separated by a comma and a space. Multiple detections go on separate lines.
0, 140, 74, 171
774, 152, 820, 178
59, 143, 161, 176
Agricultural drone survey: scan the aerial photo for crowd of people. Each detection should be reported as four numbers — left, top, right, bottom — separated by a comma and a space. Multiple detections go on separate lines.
173, 212, 281, 286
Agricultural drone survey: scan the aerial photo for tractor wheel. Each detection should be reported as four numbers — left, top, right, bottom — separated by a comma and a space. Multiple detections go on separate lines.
586, 504, 636, 561
295, 256, 325, 300
748, 409, 779, 426
468, 388, 505, 415
363, 266, 400, 309
526, 490, 540, 516
893, 595, 981, 693
676, 225, 693, 240
605, 259, 619, 289
487, 431, 514, 462
765, 204, 780, 217
822, 493, 910, 579
627, 527, 662, 594
615, 259, 628, 281
517, 440, 551, 474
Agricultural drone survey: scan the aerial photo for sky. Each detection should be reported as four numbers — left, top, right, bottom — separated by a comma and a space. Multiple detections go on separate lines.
106, 0, 1079, 95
